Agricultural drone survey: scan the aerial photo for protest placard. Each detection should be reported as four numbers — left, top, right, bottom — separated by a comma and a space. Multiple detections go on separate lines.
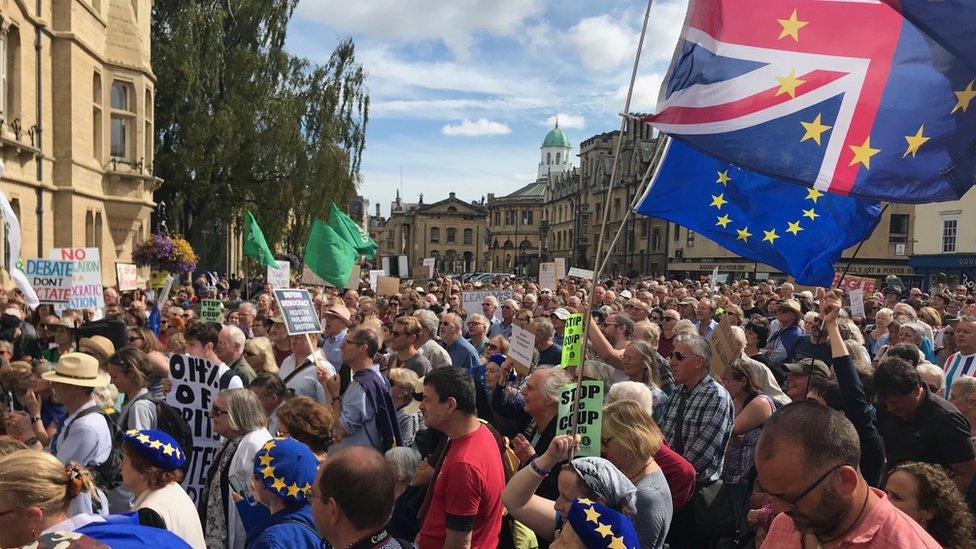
344, 264, 362, 290
560, 313, 584, 368
49, 247, 104, 309
157, 275, 175, 309
267, 260, 290, 289
849, 288, 866, 319
115, 263, 139, 292
709, 316, 738, 378
557, 381, 604, 457
554, 257, 566, 281
200, 300, 223, 323
166, 354, 225, 503
832, 274, 877, 295
539, 262, 557, 291
368, 269, 385, 291
149, 271, 169, 288
567, 267, 594, 279
273, 289, 320, 335
461, 290, 513, 321
300, 264, 328, 286
25, 259, 73, 304
422, 258, 436, 279
508, 325, 536, 373
377, 276, 400, 296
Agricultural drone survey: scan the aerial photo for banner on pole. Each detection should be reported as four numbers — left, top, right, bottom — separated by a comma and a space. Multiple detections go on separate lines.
560, 313, 584, 368
273, 289, 321, 335
557, 381, 604, 457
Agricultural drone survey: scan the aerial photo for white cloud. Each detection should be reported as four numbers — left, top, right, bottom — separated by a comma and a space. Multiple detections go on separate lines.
569, 16, 636, 72
361, 47, 528, 97
612, 73, 664, 114
544, 113, 586, 129
295, 0, 543, 57
373, 97, 548, 119
645, 0, 689, 65
442, 118, 512, 137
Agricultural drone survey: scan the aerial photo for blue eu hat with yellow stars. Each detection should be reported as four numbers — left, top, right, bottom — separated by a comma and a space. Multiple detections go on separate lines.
567, 498, 640, 549
123, 429, 186, 471
253, 438, 319, 505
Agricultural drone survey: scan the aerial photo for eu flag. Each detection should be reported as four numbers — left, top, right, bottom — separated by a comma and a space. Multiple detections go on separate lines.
643, 0, 976, 203
636, 140, 882, 287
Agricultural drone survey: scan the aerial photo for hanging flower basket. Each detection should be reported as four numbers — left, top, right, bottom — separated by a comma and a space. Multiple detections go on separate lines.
133, 234, 199, 274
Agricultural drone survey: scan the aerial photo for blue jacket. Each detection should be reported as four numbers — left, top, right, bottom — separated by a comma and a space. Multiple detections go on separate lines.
75, 513, 192, 549
245, 504, 325, 549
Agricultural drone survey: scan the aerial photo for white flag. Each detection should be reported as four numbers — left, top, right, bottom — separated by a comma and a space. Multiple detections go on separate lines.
0, 161, 39, 308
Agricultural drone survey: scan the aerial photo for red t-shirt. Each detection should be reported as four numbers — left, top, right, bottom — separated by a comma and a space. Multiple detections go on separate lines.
655, 442, 696, 511
417, 424, 505, 549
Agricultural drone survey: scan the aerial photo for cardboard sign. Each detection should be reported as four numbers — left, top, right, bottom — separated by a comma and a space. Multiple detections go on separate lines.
568, 267, 594, 279
849, 288, 866, 319
25, 259, 74, 304
832, 274, 876, 295
368, 269, 385, 291
157, 275, 175, 309
539, 262, 557, 291
166, 354, 226, 503
116, 263, 139, 292
508, 325, 536, 371
461, 290, 513, 321
710, 266, 720, 292
273, 289, 321, 335
554, 257, 566, 281
560, 313, 584, 368
345, 265, 362, 290
48, 247, 104, 309
422, 258, 436, 279
557, 381, 604, 458
300, 264, 328, 286
709, 316, 739, 378
267, 260, 291, 289
200, 299, 223, 323
377, 276, 400, 297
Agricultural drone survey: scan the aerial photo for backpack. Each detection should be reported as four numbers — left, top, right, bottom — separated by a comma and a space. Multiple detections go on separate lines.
127, 393, 195, 475
64, 406, 124, 491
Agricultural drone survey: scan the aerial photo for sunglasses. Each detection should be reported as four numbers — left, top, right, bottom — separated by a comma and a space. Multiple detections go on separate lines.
486, 343, 499, 350
669, 350, 696, 361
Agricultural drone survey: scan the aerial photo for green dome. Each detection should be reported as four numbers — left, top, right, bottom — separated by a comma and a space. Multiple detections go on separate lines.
542, 125, 571, 148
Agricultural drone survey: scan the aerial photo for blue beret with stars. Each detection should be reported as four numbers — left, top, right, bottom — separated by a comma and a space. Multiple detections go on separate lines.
123, 429, 186, 471
567, 498, 640, 549
253, 438, 319, 505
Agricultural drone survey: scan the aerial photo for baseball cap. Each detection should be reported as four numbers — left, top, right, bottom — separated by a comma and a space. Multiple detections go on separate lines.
784, 357, 832, 378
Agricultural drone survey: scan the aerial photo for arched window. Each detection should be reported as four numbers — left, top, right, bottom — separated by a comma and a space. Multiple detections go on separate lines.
503, 240, 514, 249
547, 152, 551, 165
446, 228, 457, 243
430, 227, 440, 243
556, 152, 561, 164
463, 228, 473, 245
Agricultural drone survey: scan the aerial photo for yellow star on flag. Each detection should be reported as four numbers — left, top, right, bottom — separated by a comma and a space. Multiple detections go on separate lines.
803, 208, 820, 221
800, 114, 831, 145
710, 193, 728, 209
262, 466, 276, 479
126, 430, 139, 436
775, 69, 806, 99
577, 498, 594, 506
903, 125, 930, 158
287, 483, 301, 497
161, 443, 175, 456
848, 137, 881, 169
595, 523, 615, 538
136, 434, 151, 444
786, 221, 803, 235
737, 227, 753, 242
259, 454, 273, 467
263, 441, 276, 451
716, 214, 732, 228
952, 80, 976, 114
148, 439, 163, 450
584, 506, 602, 524
805, 188, 823, 203
303, 483, 312, 492
716, 170, 731, 185
608, 536, 628, 549
763, 229, 780, 244
778, 9, 809, 41
271, 477, 287, 491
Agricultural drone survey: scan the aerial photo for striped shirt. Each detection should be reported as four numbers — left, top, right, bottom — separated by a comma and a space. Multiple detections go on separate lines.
944, 352, 976, 399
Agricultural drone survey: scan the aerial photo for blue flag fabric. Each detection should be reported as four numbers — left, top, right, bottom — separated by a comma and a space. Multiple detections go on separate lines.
643, 0, 976, 203
636, 139, 882, 287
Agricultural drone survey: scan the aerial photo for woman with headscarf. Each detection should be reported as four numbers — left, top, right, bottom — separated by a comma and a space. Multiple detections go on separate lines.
121, 429, 205, 548
502, 434, 639, 544
235, 438, 324, 548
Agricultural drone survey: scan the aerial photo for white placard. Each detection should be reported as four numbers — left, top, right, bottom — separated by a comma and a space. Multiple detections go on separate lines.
710, 266, 720, 291
422, 257, 436, 279
115, 263, 139, 292
508, 324, 536, 368
267, 260, 290, 289
554, 257, 566, 281
48, 247, 104, 309
568, 267, 594, 279
461, 290, 513, 321
849, 288, 865, 319
539, 262, 557, 291
369, 269, 385, 291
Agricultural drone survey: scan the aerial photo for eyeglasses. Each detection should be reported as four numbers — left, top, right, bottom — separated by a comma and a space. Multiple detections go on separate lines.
210, 406, 228, 418
669, 350, 698, 361
486, 343, 499, 350
756, 464, 843, 510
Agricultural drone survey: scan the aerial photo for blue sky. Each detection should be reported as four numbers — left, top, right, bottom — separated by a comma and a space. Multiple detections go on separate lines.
286, 0, 689, 216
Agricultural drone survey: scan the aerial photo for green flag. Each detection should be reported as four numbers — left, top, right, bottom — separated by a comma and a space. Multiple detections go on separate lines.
243, 210, 278, 268
328, 203, 378, 260
304, 218, 358, 288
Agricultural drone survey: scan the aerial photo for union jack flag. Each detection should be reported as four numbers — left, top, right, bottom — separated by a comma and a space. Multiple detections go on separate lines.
643, 0, 976, 203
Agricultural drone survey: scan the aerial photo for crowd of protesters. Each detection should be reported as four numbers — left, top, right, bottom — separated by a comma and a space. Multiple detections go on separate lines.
0, 270, 973, 547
